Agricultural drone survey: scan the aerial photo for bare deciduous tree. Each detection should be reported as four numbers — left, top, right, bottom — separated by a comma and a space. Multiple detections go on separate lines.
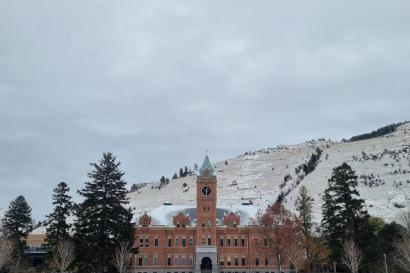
341, 239, 362, 273
288, 239, 306, 273
52, 240, 75, 273
0, 235, 14, 269
395, 235, 410, 271
253, 202, 294, 273
401, 209, 410, 235
112, 241, 132, 273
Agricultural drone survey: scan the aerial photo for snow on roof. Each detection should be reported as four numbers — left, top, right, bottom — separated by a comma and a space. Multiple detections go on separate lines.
138, 204, 258, 226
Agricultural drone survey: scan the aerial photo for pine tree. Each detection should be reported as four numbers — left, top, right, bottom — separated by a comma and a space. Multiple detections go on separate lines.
172, 172, 178, 179
45, 182, 73, 248
2, 195, 33, 253
321, 163, 367, 268
74, 153, 133, 273
179, 167, 184, 177
184, 166, 188, 176
296, 186, 313, 272
296, 186, 313, 238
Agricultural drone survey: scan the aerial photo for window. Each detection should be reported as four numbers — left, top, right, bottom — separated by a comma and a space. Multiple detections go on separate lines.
175, 237, 179, 247
220, 238, 224, 247
175, 257, 179, 266
220, 257, 224, 266
154, 238, 159, 247
241, 258, 246, 266
234, 257, 239, 266
168, 238, 172, 247
254, 238, 259, 246
264, 238, 268, 247
208, 237, 212, 245
139, 238, 144, 247
189, 237, 193, 247
189, 256, 193, 265
255, 258, 260, 266
176, 221, 180, 228
138, 257, 143, 266
234, 238, 238, 247
145, 238, 149, 247
143, 256, 148, 266
241, 238, 245, 247
227, 238, 231, 247
143, 220, 148, 227
182, 257, 186, 265
182, 238, 186, 247
227, 256, 231, 266
167, 257, 172, 266
201, 236, 206, 245
153, 256, 158, 265
202, 221, 206, 227
208, 220, 211, 227
264, 258, 268, 266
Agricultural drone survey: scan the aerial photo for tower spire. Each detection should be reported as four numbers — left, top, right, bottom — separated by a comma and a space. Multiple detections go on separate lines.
199, 154, 214, 177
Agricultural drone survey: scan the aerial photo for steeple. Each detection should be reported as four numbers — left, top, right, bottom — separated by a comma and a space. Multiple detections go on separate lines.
199, 155, 215, 177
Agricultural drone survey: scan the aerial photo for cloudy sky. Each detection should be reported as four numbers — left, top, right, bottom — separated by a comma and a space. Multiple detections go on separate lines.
1, 1, 409, 220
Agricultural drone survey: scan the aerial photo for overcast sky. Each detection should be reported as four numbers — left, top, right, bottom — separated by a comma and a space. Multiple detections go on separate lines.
1, 1, 409, 220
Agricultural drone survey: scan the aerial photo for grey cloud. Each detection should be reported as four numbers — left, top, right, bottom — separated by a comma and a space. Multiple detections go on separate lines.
0, 0, 409, 219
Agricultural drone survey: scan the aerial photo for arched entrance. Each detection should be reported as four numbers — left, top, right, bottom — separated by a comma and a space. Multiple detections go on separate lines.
200, 257, 212, 273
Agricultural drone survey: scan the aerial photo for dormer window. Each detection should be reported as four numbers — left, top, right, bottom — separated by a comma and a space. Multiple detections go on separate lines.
143, 221, 148, 227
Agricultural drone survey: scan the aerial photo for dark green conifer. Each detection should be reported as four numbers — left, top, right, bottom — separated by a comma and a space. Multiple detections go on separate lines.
2, 195, 33, 254
321, 163, 367, 266
74, 152, 133, 273
45, 182, 73, 247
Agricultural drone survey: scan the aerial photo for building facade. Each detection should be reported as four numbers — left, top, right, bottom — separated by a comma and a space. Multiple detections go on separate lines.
131, 156, 290, 273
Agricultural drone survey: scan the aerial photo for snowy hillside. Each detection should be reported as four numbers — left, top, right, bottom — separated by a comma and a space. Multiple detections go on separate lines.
129, 123, 410, 224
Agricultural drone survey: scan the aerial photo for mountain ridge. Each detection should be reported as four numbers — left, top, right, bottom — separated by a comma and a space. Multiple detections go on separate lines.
129, 122, 410, 224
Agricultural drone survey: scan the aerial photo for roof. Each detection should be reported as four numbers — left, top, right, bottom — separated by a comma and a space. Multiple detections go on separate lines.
138, 204, 258, 226
199, 155, 215, 177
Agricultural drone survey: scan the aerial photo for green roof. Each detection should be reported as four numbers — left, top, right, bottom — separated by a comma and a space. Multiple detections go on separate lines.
199, 155, 215, 177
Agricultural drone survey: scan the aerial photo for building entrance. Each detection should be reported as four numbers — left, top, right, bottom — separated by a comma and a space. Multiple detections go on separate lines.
200, 257, 212, 273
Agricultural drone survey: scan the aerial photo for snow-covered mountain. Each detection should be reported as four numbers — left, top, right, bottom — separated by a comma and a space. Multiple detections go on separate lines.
129, 123, 410, 224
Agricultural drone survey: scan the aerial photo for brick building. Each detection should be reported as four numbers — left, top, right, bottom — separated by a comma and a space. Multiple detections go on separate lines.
132, 156, 291, 273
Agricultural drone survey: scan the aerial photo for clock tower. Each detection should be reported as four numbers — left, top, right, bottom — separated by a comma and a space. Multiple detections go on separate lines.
195, 155, 218, 273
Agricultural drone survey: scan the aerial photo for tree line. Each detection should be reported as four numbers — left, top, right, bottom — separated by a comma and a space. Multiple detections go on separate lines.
254, 162, 410, 273
1, 155, 410, 273
1, 152, 134, 273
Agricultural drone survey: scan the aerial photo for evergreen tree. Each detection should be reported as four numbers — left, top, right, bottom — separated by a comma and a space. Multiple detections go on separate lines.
172, 172, 178, 179
296, 186, 313, 238
296, 186, 313, 272
321, 163, 367, 268
160, 176, 166, 184
74, 153, 133, 273
184, 166, 188, 176
45, 182, 73, 248
179, 167, 184, 177
2, 195, 33, 253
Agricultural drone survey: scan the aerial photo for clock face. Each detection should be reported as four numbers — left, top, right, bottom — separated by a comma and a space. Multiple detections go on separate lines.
202, 186, 212, 196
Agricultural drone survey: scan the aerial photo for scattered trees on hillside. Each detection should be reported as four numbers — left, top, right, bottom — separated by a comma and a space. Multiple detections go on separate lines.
349, 121, 407, 142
